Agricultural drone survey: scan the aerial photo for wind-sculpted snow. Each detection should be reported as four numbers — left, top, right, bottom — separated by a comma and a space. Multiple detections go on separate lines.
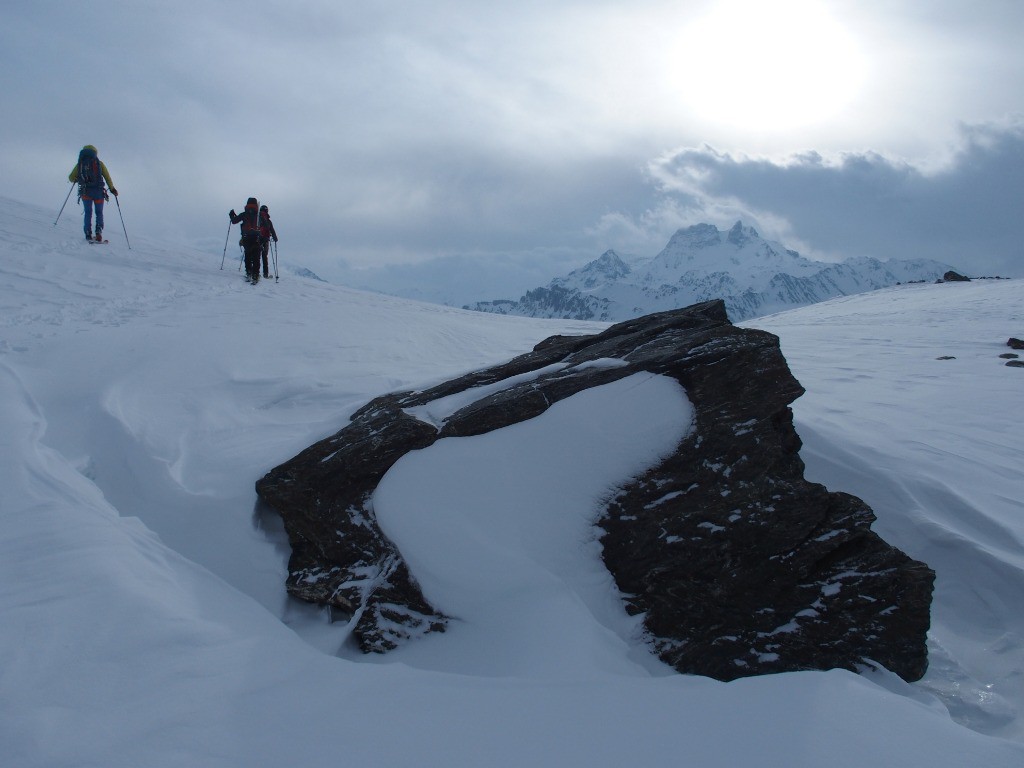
750, 282, 1024, 740
2, 196, 1023, 764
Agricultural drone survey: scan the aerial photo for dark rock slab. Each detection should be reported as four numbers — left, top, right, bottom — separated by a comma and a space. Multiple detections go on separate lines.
256, 300, 934, 680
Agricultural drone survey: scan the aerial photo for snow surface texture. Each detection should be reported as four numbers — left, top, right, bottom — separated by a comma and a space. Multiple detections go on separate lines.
1, 195, 1022, 766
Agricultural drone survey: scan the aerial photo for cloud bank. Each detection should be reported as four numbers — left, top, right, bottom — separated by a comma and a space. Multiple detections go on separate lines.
3, 2, 1022, 287
601, 123, 1024, 277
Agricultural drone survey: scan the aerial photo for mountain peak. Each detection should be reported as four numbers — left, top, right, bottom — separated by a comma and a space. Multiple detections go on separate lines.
554, 249, 632, 290
663, 221, 762, 252
667, 223, 722, 250
595, 249, 629, 269
727, 221, 759, 246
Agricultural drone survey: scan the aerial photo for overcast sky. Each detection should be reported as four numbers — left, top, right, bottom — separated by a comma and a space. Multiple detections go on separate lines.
4, 0, 1023, 283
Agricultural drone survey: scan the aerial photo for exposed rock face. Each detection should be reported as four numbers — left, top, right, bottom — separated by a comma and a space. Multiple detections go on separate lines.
941, 270, 971, 282
256, 300, 934, 681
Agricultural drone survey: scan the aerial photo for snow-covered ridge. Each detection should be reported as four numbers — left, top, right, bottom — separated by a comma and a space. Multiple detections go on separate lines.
469, 221, 954, 322
404, 361, 570, 428
1, 195, 1022, 765
404, 357, 629, 428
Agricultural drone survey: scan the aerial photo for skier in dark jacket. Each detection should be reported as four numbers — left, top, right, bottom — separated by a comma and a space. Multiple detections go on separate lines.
229, 197, 263, 283
258, 205, 279, 279
68, 144, 118, 241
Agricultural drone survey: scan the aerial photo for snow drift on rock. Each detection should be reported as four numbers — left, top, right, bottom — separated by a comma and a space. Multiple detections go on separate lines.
0, 195, 1022, 766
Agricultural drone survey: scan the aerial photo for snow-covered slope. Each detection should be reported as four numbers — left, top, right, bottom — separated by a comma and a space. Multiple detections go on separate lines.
749, 285, 1024, 744
470, 221, 954, 322
2, 196, 1023, 766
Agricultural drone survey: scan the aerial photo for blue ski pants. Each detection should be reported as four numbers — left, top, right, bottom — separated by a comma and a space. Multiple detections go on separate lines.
82, 198, 105, 235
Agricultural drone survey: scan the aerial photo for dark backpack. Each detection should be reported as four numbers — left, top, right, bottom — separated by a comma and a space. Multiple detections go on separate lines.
239, 198, 262, 238
77, 147, 101, 186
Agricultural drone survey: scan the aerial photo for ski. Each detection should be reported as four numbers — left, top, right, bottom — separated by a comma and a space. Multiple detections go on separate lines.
88, 239, 109, 244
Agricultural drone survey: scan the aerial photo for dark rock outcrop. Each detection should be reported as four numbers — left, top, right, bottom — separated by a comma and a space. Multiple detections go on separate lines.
256, 300, 934, 681
940, 270, 971, 282
1008, 337, 1024, 350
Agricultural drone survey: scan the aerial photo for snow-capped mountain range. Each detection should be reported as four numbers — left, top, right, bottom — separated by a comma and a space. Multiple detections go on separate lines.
468, 222, 955, 321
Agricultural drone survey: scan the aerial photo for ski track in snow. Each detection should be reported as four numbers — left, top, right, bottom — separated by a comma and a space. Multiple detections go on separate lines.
2, 195, 1023, 766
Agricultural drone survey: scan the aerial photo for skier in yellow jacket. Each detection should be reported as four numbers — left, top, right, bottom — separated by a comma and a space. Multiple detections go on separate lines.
68, 145, 117, 241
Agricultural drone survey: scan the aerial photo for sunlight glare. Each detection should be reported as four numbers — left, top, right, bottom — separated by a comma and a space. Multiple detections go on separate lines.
673, 0, 866, 131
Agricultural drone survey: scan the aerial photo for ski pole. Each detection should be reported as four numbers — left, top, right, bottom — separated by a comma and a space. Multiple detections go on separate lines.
272, 240, 279, 282
220, 222, 232, 269
54, 182, 75, 226
113, 194, 131, 249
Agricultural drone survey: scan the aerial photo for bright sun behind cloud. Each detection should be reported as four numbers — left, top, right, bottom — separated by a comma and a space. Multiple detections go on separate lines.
672, 0, 867, 132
